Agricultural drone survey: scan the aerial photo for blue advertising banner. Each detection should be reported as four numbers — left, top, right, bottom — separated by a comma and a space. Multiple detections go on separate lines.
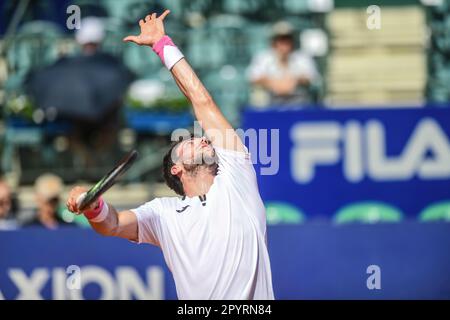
242, 107, 450, 219
1, 225, 450, 300
0, 227, 177, 300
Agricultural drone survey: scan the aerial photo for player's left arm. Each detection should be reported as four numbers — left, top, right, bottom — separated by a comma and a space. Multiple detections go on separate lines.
123, 10, 245, 152
170, 59, 245, 152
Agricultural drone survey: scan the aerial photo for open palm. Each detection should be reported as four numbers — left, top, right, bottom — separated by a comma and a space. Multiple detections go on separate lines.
123, 10, 170, 47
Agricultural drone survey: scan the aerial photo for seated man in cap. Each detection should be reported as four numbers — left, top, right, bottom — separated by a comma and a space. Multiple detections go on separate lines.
22, 174, 69, 229
0, 179, 19, 230
247, 21, 320, 107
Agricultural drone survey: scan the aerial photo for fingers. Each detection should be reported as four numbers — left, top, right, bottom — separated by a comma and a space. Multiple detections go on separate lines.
67, 190, 79, 213
66, 186, 88, 214
140, 10, 170, 24
123, 35, 140, 44
75, 192, 87, 209
66, 194, 79, 214
160, 9, 170, 20
124, 10, 170, 46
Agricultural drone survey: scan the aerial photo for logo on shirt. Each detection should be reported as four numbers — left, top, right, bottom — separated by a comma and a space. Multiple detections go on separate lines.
199, 195, 207, 206
176, 205, 190, 213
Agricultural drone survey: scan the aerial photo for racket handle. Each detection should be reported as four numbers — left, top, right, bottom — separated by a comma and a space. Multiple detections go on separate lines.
76, 192, 87, 212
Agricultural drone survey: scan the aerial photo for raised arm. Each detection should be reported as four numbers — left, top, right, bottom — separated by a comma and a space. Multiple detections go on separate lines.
123, 10, 245, 152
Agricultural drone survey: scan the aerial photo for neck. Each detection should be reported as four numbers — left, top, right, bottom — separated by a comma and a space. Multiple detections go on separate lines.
279, 54, 289, 65
82, 44, 99, 55
274, 49, 289, 65
181, 167, 216, 198
39, 213, 58, 229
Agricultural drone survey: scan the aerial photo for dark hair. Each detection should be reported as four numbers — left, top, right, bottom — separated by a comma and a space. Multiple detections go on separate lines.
272, 33, 294, 43
163, 140, 185, 196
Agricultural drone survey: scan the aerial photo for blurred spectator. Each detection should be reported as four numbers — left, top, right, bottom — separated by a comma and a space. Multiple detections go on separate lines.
22, 173, 68, 229
70, 17, 133, 165
247, 21, 319, 107
26, 17, 134, 169
0, 179, 19, 230
76, 16, 107, 56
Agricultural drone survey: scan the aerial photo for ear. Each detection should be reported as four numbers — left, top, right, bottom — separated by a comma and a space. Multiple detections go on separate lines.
170, 164, 182, 176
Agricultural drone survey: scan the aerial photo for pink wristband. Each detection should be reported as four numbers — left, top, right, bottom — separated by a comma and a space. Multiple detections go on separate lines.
84, 197, 104, 220
152, 35, 184, 70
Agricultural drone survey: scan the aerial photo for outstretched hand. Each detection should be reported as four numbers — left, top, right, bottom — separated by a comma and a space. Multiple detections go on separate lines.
123, 9, 170, 47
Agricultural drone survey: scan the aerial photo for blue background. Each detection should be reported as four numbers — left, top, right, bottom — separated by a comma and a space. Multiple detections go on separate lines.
242, 107, 450, 219
1, 225, 450, 300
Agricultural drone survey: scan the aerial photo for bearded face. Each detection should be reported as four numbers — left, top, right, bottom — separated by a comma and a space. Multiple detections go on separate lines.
173, 137, 218, 176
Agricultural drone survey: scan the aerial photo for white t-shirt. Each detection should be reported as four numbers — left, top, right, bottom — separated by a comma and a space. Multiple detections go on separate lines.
247, 49, 319, 106
247, 49, 319, 82
131, 147, 274, 300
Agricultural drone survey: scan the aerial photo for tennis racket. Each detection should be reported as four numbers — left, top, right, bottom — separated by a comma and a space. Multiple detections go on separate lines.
77, 150, 138, 211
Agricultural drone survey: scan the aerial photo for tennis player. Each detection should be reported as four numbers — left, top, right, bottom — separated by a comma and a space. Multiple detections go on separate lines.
67, 10, 274, 300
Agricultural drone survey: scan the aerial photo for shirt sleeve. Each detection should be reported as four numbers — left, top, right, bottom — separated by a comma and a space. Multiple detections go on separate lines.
130, 198, 163, 246
246, 51, 270, 82
292, 51, 319, 81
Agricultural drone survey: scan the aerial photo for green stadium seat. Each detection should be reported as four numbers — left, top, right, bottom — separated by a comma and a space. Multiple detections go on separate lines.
186, 15, 250, 69
122, 34, 161, 77
185, 0, 216, 16
101, 0, 129, 19
431, 0, 450, 15
265, 201, 305, 225
282, 0, 310, 14
223, 0, 265, 15
186, 28, 227, 70
205, 15, 251, 66
244, 23, 271, 57
419, 201, 450, 222
1, 127, 43, 173
163, 0, 185, 18
100, 18, 127, 57
427, 2, 450, 102
18, 20, 63, 36
72, 0, 109, 17
202, 66, 248, 125
118, 0, 164, 25
59, 206, 91, 228
283, 15, 316, 32
6, 20, 63, 78
333, 202, 403, 224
